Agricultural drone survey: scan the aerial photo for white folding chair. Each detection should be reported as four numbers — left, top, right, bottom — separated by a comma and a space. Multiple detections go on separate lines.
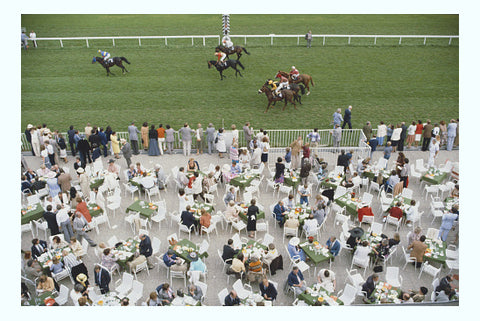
337, 283, 358, 305
115, 272, 134, 297
127, 280, 144, 305
418, 262, 441, 280
132, 260, 150, 280
385, 266, 403, 287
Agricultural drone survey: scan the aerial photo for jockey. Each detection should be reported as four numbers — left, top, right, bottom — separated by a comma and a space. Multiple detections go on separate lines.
267, 79, 278, 93
275, 75, 290, 97
222, 35, 234, 50
290, 66, 300, 80
98, 50, 111, 64
214, 49, 227, 67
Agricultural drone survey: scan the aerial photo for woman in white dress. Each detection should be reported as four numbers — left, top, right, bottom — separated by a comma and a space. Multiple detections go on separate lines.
30, 127, 41, 157
77, 167, 91, 198
216, 128, 226, 158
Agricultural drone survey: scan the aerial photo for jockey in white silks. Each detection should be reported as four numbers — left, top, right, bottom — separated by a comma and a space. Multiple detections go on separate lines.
276, 76, 290, 97
222, 35, 234, 51
290, 66, 300, 80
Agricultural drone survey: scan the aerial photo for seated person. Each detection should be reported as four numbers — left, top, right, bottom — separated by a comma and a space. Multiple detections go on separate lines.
362, 274, 380, 302
75, 197, 92, 223
177, 167, 189, 188
282, 194, 295, 211
171, 290, 186, 306
239, 148, 251, 168
385, 170, 400, 193
288, 266, 307, 295
284, 213, 300, 229
50, 257, 64, 275
326, 236, 341, 256
357, 159, 368, 176
341, 178, 354, 188
388, 233, 401, 248
178, 188, 194, 214
372, 238, 390, 265
37, 274, 55, 293
156, 283, 176, 306
24, 168, 38, 183
405, 200, 417, 226
262, 243, 279, 267
358, 203, 374, 223
409, 287, 428, 303
317, 268, 336, 292
69, 237, 85, 258
21, 175, 32, 193
180, 205, 197, 230
346, 235, 361, 250
312, 203, 326, 226
259, 278, 278, 301
187, 158, 200, 173
273, 200, 287, 227
199, 208, 211, 232
288, 237, 306, 261
317, 163, 328, 181
107, 159, 120, 177
247, 255, 264, 283
31, 238, 48, 259
224, 200, 240, 223
135, 162, 145, 176
188, 252, 206, 273
230, 160, 241, 175
153, 164, 167, 189
213, 165, 222, 183
303, 214, 319, 236
450, 184, 459, 198
222, 239, 239, 263
187, 284, 203, 302
224, 290, 241, 306
224, 187, 236, 206
127, 164, 136, 180
51, 235, 69, 249
162, 249, 187, 272
383, 201, 403, 223
227, 253, 246, 279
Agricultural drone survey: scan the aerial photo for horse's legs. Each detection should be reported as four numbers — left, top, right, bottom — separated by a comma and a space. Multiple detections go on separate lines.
219, 70, 223, 80
265, 101, 272, 113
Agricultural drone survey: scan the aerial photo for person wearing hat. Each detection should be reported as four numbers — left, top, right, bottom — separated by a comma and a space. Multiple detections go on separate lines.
120, 138, 132, 167
76, 273, 90, 290
107, 158, 120, 178
76, 167, 91, 199
287, 237, 306, 261
284, 212, 300, 229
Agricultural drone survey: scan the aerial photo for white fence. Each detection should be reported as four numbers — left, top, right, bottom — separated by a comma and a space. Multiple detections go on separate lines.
32, 34, 459, 48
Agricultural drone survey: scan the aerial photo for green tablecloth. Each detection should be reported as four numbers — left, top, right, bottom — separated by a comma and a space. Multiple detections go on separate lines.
362, 169, 390, 182
284, 170, 301, 189
190, 202, 214, 221
444, 197, 459, 211
299, 239, 333, 265
386, 195, 412, 215
367, 282, 401, 304
21, 203, 44, 224
37, 246, 72, 274
229, 173, 259, 189
90, 178, 104, 189
334, 193, 361, 216
25, 291, 56, 306
423, 238, 447, 266
297, 285, 343, 306
236, 240, 268, 259
87, 203, 104, 217
114, 238, 139, 270
320, 173, 345, 190
126, 200, 158, 218
170, 239, 208, 263
420, 168, 447, 185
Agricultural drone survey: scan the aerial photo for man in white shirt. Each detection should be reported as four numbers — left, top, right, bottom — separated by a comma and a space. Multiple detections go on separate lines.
29, 30, 37, 48
56, 206, 73, 242
177, 167, 189, 188
317, 268, 336, 292
282, 194, 295, 211
427, 138, 440, 168
303, 214, 318, 236
377, 121, 388, 146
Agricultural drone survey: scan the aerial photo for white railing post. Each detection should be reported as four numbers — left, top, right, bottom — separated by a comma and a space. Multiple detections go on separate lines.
138, 38, 141, 46
86, 39, 89, 48
192, 37, 194, 46
374, 37, 377, 45
297, 36, 299, 45
348, 36, 351, 45
449, 37, 452, 45
203, 37, 205, 46
424, 37, 426, 45
271, 35, 273, 46
399, 37, 402, 45
113, 38, 115, 47
165, 38, 167, 46
60, 39, 63, 48
323, 36, 325, 46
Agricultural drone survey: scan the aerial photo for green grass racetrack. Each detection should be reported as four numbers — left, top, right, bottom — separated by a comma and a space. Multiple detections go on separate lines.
21, 14, 458, 132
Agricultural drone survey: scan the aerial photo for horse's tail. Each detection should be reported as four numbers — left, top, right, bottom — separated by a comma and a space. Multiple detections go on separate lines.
299, 84, 305, 95
237, 60, 245, 70
309, 75, 314, 87
242, 47, 250, 55
121, 57, 131, 64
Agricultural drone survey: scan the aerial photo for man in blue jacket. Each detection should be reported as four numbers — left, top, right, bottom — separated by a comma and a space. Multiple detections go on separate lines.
139, 234, 154, 269
288, 266, 307, 295
326, 236, 341, 256
273, 200, 287, 227
98, 127, 108, 157
342, 105, 353, 129
94, 264, 111, 294
224, 290, 240, 306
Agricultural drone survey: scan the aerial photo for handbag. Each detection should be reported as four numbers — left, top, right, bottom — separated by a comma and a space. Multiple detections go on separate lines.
215, 135, 219, 144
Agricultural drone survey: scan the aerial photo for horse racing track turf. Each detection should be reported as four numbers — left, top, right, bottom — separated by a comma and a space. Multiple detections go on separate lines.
21, 15, 458, 132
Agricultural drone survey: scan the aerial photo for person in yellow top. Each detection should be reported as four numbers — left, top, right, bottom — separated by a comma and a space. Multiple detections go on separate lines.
37, 275, 55, 293
110, 132, 120, 158
214, 49, 227, 67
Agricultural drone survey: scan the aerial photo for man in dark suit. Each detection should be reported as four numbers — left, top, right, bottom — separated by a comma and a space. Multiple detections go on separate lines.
362, 273, 379, 302
94, 265, 111, 294
342, 105, 352, 129
43, 205, 60, 235
259, 278, 278, 301
31, 238, 48, 259
139, 234, 154, 269
77, 135, 92, 167
398, 122, 407, 151
337, 150, 350, 173
180, 205, 197, 230
67, 125, 77, 157
222, 239, 239, 263
421, 119, 433, 151
98, 127, 108, 157
288, 266, 307, 295
224, 290, 240, 306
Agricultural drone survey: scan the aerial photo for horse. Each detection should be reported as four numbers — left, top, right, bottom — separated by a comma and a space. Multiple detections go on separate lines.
92, 56, 130, 76
267, 79, 304, 105
258, 82, 297, 113
207, 60, 245, 80
216, 45, 250, 60
276, 70, 315, 95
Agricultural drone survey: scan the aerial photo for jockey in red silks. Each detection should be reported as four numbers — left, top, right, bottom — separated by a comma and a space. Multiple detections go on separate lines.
214, 49, 227, 67
290, 66, 300, 80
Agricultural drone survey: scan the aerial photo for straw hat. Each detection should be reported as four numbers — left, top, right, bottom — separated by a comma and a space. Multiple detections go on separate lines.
27, 124, 33, 129
76, 167, 85, 174
188, 252, 198, 261
289, 237, 300, 246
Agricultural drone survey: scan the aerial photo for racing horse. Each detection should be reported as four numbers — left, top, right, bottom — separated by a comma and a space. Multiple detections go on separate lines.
215, 45, 250, 60
92, 56, 130, 76
276, 70, 315, 95
207, 59, 245, 80
258, 82, 298, 113
267, 79, 304, 105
